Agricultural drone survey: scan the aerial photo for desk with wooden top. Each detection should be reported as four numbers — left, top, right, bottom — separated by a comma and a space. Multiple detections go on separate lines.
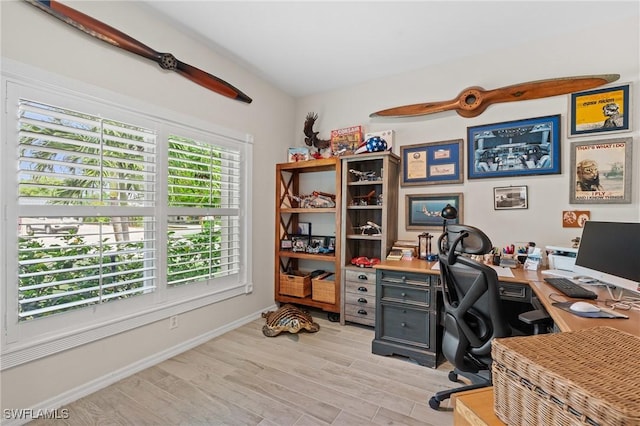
375, 259, 640, 425
376, 258, 640, 335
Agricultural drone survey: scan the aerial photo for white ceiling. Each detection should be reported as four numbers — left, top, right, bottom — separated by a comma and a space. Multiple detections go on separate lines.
142, 1, 638, 98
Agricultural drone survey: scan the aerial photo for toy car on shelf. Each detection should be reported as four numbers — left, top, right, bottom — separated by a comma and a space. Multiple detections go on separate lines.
350, 256, 381, 268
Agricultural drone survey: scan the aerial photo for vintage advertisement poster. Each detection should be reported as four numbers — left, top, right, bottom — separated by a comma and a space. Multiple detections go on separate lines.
571, 138, 631, 204
570, 84, 630, 136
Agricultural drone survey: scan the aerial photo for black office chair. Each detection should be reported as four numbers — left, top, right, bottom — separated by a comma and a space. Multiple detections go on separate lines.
429, 224, 518, 410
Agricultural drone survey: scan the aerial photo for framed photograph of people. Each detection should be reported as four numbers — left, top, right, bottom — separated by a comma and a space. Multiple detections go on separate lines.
494, 186, 528, 210
405, 193, 463, 230
401, 139, 464, 186
569, 137, 632, 204
467, 115, 561, 180
569, 83, 631, 137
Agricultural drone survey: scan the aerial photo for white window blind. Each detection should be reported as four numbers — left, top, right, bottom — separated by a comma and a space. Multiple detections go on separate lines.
17, 99, 157, 320
167, 136, 241, 286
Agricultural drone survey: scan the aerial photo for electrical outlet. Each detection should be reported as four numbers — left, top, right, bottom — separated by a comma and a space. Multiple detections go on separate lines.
169, 315, 178, 329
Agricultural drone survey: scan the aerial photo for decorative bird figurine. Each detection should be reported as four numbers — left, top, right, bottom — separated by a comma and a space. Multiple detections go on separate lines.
303, 112, 331, 157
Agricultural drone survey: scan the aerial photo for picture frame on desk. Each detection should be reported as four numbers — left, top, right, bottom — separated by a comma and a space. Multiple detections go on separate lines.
405, 193, 463, 230
569, 137, 632, 204
467, 115, 561, 180
400, 139, 463, 186
568, 83, 631, 137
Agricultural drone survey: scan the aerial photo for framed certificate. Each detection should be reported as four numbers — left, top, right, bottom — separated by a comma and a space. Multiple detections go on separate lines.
400, 139, 463, 186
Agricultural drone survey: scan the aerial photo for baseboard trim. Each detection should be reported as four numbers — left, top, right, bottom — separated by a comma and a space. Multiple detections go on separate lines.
1, 304, 276, 426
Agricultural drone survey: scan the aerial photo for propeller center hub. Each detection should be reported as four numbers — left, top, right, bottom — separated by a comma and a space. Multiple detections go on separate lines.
460, 89, 482, 110
159, 53, 177, 70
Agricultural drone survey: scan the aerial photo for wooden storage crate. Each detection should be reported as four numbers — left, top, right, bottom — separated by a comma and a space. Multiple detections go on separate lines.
492, 326, 640, 426
312, 272, 336, 304
279, 270, 311, 297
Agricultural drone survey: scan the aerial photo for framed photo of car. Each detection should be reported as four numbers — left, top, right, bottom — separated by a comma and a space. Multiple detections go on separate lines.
569, 83, 631, 137
494, 186, 528, 210
467, 115, 561, 180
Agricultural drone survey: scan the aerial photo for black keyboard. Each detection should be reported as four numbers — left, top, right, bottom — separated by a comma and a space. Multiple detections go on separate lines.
543, 277, 597, 299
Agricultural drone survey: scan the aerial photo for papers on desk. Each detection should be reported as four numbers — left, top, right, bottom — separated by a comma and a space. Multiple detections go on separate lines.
430, 261, 515, 278
490, 265, 515, 278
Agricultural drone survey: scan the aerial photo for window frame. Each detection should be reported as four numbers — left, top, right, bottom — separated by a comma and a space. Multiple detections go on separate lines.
1, 61, 253, 369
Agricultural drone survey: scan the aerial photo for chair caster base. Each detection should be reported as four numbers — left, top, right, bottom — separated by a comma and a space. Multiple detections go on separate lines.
428, 396, 441, 410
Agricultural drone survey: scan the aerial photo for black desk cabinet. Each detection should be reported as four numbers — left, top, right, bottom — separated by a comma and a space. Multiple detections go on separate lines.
372, 268, 441, 368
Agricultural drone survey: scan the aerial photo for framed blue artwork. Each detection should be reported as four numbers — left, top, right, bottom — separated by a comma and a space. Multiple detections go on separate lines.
405, 193, 463, 230
467, 115, 561, 179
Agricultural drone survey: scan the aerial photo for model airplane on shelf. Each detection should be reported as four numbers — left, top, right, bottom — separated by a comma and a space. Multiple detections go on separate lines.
370, 74, 619, 118
287, 191, 336, 208
355, 221, 382, 236
349, 169, 381, 181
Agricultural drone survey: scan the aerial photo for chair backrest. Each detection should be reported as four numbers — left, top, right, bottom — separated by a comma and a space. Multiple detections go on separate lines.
437, 224, 512, 373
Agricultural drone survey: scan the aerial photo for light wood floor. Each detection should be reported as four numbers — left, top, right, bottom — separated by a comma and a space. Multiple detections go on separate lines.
30, 311, 458, 425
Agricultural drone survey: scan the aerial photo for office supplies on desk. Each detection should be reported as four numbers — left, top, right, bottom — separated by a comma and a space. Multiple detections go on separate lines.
545, 245, 578, 271
543, 277, 597, 299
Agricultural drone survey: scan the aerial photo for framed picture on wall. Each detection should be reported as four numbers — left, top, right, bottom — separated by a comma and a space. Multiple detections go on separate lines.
493, 186, 528, 210
467, 115, 561, 180
400, 139, 464, 186
569, 137, 632, 204
569, 83, 631, 137
405, 193, 463, 230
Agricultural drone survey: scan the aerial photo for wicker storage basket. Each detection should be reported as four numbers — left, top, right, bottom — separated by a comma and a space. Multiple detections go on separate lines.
492, 326, 640, 426
279, 270, 311, 297
312, 272, 335, 303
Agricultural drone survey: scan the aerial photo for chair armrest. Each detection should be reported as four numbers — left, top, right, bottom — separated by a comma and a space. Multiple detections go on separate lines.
519, 309, 553, 334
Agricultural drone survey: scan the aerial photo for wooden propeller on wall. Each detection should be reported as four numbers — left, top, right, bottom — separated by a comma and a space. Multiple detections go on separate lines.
370, 74, 619, 118
25, 0, 252, 104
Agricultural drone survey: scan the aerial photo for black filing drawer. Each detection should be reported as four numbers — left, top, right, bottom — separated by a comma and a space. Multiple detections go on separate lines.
379, 282, 430, 307
372, 268, 440, 367
378, 303, 430, 348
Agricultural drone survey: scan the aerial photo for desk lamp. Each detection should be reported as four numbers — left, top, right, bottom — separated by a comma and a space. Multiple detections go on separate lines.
440, 204, 458, 253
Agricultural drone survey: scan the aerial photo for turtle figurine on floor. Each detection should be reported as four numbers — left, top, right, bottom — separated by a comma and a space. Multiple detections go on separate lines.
261, 304, 320, 337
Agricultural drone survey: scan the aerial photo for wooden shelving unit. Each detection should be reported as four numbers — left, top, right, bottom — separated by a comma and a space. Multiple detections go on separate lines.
274, 158, 342, 319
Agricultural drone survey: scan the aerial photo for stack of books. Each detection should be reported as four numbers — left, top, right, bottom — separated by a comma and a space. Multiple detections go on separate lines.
386, 241, 418, 261
386, 249, 403, 261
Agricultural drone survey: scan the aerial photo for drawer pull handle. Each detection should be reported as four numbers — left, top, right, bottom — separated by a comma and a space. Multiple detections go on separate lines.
357, 309, 368, 315
401, 275, 407, 281
358, 286, 368, 292
400, 322, 406, 327
357, 298, 367, 304
401, 292, 406, 297
358, 274, 368, 280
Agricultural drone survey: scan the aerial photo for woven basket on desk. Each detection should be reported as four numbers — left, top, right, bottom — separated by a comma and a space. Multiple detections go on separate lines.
492, 326, 640, 426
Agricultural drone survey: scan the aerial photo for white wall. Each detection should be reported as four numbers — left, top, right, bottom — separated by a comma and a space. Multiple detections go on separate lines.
1, 0, 292, 412
295, 15, 640, 250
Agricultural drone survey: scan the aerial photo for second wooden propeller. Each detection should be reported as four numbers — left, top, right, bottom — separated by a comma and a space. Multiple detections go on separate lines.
370, 74, 619, 118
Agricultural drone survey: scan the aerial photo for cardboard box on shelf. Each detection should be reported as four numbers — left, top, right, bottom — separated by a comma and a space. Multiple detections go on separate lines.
331, 125, 362, 155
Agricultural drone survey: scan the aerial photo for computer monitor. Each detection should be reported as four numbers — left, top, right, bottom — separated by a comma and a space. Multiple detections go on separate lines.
573, 221, 639, 295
